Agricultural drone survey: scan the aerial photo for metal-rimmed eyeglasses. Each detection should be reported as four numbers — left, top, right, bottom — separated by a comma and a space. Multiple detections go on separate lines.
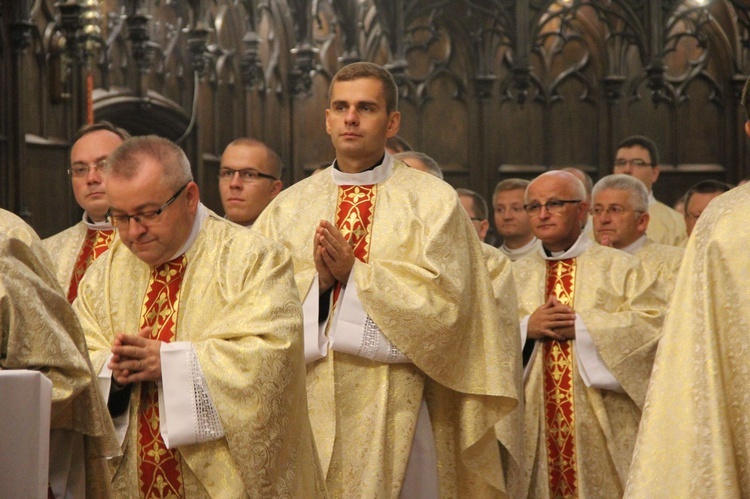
68, 158, 107, 178
591, 205, 644, 216
106, 183, 188, 228
218, 168, 277, 182
613, 158, 653, 168
523, 199, 581, 216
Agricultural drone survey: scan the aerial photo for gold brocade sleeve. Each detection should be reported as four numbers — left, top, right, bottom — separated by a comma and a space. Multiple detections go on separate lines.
43, 221, 87, 295
625, 184, 750, 498
0, 234, 119, 497
574, 245, 663, 409
647, 200, 687, 247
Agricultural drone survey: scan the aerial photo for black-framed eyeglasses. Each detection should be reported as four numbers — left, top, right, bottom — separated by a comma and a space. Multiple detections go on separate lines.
68, 158, 107, 178
613, 158, 653, 168
523, 199, 581, 216
218, 168, 277, 182
106, 183, 188, 228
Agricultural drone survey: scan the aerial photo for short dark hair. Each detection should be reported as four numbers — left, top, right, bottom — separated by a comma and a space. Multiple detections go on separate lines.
617, 135, 659, 166
223, 138, 283, 180
74, 121, 131, 142
329, 62, 399, 115
684, 179, 733, 211
456, 188, 489, 221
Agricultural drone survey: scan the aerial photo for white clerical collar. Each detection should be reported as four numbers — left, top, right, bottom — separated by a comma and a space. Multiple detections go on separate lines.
648, 190, 656, 206
620, 234, 648, 255
500, 237, 539, 259
82, 211, 114, 231
330, 152, 394, 186
538, 232, 592, 261
168, 203, 208, 261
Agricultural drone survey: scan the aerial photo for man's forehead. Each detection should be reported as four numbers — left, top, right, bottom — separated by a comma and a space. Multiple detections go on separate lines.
594, 189, 631, 205
496, 189, 525, 203
616, 145, 650, 159
330, 78, 385, 102
221, 144, 268, 165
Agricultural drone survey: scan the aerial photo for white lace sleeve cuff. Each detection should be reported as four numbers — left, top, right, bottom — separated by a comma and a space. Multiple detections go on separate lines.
159, 342, 225, 449
329, 270, 409, 363
302, 274, 330, 363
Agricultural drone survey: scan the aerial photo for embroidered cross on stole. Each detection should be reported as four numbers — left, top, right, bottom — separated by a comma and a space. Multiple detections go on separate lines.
332, 184, 376, 301
66, 228, 115, 303
137, 256, 187, 498
543, 258, 578, 497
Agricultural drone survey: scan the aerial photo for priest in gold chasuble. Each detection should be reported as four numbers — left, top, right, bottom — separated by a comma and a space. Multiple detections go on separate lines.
513, 171, 662, 498
44, 122, 128, 301
254, 62, 522, 498
624, 156, 750, 495
0, 229, 119, 498
75, 136, 324, 497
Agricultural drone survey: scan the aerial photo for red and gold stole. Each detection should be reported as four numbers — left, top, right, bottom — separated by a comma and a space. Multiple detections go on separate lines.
66, 228, 115, 303
332, 185, 376, 301
543, 258, 578, 497
137, 256, 187, 498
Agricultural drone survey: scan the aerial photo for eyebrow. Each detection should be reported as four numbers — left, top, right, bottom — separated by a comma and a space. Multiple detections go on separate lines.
71, 155, 108, 166
331, 99, 380, 108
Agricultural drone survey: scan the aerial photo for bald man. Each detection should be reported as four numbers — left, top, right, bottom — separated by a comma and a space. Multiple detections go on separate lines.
512, 170, 662, 498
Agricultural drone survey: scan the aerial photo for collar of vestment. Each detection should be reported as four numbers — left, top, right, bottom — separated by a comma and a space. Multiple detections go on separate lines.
648, 190, 657, 206
331, 152, 393, 186
539, 232, 592, 261
164, 203, 208, 264
620, 234, 648, 255
82, 211, 114, 230
501, 236, 539, 257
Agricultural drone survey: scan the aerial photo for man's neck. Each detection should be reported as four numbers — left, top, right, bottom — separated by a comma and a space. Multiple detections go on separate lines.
503, 233, 534, 250
335, 153, 385, 174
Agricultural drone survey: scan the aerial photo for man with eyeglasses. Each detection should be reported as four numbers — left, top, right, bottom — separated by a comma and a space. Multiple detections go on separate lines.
254, 62, 522, 497
512, 170, 662, 498
218, 138, 283, 227
592, 174, 683, 302
613, 135, 687, 246
493, 178, 540, 261
73, 135, 324, 496
43, 122, 129, 302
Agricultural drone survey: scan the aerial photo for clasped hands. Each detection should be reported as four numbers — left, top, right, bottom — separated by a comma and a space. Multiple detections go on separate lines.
527, 295, 577, 341
108, 326, 163, 386
314, 220, 355, 294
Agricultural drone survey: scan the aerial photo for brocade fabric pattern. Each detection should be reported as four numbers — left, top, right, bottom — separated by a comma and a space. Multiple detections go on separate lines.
66, 228, 115, 303
625, 183, 750, 497
74, 211, 325, 497
513, 244, 663, 498
254, 158, 523, 497
137, 257, 187, 498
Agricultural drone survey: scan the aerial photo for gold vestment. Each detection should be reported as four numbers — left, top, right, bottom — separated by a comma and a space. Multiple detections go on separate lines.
0, 232, 118, 497
75, 212, 325, 497
254, 161, 522, 497
513, 244, 662, 497
634, 238, 683, 306
647, 199, 686, 247
625, 183, 750, 497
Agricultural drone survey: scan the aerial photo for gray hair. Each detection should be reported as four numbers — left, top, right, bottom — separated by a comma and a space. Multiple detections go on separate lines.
107, 135, 193, 189
592, 174, 649, 212
394, 151, 443, 179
